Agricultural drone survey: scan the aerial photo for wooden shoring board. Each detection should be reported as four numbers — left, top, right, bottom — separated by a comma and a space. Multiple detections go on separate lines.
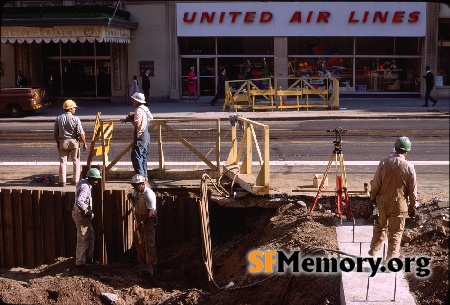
54, 191, 65, 259
12, 189, 24, 267
22, 190, 35, 268
32, 190, 44, 267
1, 189, 15, 268
41, 191, 56, 264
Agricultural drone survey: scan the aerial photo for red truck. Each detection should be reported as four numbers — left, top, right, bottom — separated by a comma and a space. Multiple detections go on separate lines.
0, 87, 49, 117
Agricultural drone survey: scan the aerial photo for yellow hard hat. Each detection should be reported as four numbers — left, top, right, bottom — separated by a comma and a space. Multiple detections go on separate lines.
63, 99, 77, 109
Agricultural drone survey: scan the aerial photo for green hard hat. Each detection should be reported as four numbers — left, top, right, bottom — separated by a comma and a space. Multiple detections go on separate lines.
86, 168, 102, 179
395, 136, 411, 152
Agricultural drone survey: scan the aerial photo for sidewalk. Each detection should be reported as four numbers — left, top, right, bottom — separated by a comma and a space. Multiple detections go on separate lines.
0, 96, 448, 122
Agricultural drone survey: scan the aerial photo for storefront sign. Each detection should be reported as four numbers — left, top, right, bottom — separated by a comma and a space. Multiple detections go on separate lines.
177, 2, 426, 37
1, 26, 131, 43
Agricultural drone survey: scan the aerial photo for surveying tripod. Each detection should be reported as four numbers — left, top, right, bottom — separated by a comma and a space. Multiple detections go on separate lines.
309, 127, 353, 221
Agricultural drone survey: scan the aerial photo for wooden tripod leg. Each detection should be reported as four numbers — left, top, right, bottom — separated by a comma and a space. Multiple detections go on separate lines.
339, 153, 352, 220
310, 152, 335, 216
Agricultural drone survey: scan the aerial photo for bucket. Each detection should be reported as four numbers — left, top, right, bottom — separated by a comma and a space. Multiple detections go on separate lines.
313, 174, 328, 188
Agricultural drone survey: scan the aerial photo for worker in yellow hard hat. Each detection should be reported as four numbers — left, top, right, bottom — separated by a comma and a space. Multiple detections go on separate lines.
53, 100, 87, 186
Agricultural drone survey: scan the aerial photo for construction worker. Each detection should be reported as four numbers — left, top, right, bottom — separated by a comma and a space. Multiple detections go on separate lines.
72, 168, 102, 267
129, 92, 153, 179
368, 136, 417, 260
54, 100, 87, 186
127, 174, 157, 276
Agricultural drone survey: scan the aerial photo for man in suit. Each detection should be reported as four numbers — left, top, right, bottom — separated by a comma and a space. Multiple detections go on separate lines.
422, 66, 438, 107
142, 68, 151, 105
210, 68, 228, 106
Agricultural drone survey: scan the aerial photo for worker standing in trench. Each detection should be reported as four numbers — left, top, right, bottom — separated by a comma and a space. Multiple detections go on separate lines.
128, 174, 158, 276
368, 136, 417, 260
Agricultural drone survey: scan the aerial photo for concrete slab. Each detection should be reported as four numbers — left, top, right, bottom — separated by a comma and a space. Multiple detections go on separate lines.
336, 220, 417, 305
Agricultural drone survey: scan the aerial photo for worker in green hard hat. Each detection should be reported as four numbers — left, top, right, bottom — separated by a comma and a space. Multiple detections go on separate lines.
72, 168, 102, 267
368, 136, 417, 261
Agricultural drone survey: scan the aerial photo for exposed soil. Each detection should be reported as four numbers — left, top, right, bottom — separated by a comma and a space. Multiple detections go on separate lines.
0, 189, 448, 305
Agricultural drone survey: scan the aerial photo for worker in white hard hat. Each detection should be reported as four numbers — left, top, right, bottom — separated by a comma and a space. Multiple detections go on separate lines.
368, 136, 417, 261
72, 168, 102, 267
53, 100, 87, 186
129, 92, 153, 179
127, 174, 157, 276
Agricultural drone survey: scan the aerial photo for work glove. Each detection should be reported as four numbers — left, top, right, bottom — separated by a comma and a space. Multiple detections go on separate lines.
84, 208, 94, 220
127, 192, 133, 200
408, 205, 416, 218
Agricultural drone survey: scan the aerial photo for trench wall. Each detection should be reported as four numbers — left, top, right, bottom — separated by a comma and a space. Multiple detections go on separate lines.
0, 188, 201, 269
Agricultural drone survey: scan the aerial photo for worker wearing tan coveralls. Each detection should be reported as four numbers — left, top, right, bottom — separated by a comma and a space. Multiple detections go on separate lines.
54, 100, 87, 186
72, 168, 102, 267
368, 136, 417, 260
128, 174, 157, 276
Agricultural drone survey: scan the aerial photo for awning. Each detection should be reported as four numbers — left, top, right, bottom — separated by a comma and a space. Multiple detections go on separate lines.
1, 25, 131, 44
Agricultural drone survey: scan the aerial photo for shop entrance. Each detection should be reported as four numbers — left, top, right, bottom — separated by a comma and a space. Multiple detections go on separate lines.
181, 57, 216, 98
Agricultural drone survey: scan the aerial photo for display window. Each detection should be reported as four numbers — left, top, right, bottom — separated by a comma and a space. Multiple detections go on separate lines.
179, 37, 215, 55
288, 37, 353, 56
218, 57, 274, 89
217, 37, 274, 55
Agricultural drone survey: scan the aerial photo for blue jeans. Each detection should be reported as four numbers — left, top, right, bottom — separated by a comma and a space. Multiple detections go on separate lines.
131, 130, 150, 178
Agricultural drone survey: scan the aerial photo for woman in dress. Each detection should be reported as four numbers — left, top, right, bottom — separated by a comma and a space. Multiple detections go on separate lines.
129, 75, 139, 99
188, 67, 197, 101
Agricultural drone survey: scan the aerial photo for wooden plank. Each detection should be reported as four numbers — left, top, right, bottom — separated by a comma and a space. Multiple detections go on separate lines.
33, 190, 44, 266
0, 189, 5, 267
1, 189, 14, 268
167, 196, 175, 243
64, 192, 76, 258
103, 190, 113, 264
155, 198, 163, 244
41, 191, 56, 264
178, 197, 185, 241
12, 189, 24, 267
22, 190, 36, 268
92, 181, 104, 264
54, 191, 64, 258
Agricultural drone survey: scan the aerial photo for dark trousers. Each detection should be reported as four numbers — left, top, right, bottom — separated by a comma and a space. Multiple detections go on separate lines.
424, 88, 437, 106
143, 89, 150, 104
211, 88, 224, 104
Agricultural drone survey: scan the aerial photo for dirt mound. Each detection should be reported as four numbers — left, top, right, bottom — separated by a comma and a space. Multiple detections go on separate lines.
0, 197, 448, 305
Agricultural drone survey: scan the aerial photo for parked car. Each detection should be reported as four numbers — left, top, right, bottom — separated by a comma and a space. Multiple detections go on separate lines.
0, 87, 50, 117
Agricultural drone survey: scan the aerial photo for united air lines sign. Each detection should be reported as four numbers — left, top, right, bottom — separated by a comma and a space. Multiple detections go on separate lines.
176, 2, 426, 37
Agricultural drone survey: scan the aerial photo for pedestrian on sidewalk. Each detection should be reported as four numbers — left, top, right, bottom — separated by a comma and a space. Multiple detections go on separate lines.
188, 67, 198, 101
129, 75, 139, 98
127, 174, 157, 276
368, 136, 417, 261
72, 168, 102, 267
129, 92, 153, 179
210, 67, 228, 106
142, 69, 151, 105
53, 100, 88, 186
422, 66, 438, 107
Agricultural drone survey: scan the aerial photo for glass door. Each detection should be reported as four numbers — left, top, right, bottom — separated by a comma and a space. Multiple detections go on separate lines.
181, 58, 196, 96
199, 58, 215, 96
62, 60, 95, 97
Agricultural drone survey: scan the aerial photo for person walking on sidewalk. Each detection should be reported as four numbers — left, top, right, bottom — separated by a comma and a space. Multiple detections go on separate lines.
423, 66, 438, 107
210, 68, 228, 106
142, 68, 151, 105
127, 174, 157, 276
72, 168, 102, 267
54, 100, 88, 186
368, 136, 417, 261
129, 92, 153, 179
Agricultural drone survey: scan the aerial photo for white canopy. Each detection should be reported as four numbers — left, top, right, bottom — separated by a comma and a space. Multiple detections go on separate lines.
1, 25, 131, 44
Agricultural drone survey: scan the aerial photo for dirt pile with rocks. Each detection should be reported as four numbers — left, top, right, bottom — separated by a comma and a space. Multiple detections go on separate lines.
0, 195, 448, 305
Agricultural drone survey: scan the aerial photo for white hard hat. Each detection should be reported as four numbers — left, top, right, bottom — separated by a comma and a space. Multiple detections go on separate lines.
131, 174, 146, 184
131, 92, 146, 104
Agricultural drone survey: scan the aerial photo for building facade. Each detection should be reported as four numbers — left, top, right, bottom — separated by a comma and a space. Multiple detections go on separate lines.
1, 1, 449, 102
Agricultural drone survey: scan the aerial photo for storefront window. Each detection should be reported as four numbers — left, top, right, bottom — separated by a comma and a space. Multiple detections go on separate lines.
438, 20, 450, 86
356, 37, 395, 55
179, 37, 215, 55
61, 41, 94, 56
41, 42, 60, 57
217, 37, 274, 55
218, 57, 274, 87
96, 42, 110, 56
288, 37, 353, 55
354, 57, 420, 92
395, 37, 421, 55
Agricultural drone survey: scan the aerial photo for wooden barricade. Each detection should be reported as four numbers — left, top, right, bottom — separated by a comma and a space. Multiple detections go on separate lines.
0, 188, 201, 269
250, 87, 276, 111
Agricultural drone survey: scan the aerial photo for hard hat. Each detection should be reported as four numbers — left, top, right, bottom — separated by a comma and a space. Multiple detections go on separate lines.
63, 99, 77, 109
86, 168, 102, 179
130, 92, 146, 104
131, 174, 146, 184
394, 136, 411, 152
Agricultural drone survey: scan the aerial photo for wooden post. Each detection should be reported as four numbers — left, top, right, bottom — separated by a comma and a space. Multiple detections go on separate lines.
22, 190, 35, 268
